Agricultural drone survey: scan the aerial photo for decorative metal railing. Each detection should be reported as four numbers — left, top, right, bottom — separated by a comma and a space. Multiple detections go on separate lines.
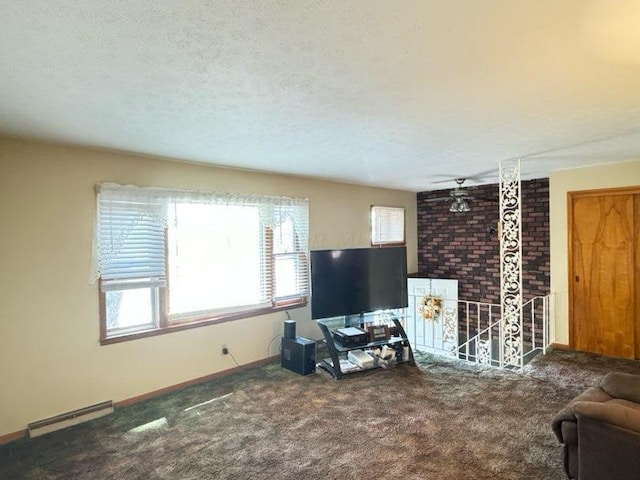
456, 300, 502, 366
407, 295, 552, 370
520, 295, 552, 361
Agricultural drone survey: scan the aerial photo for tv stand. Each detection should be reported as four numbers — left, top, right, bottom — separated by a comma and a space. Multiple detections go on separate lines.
316, 314, 414, 379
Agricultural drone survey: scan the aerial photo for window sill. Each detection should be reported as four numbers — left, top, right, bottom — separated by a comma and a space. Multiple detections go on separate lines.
371, 242, 407, 247
100, 299, 307, 346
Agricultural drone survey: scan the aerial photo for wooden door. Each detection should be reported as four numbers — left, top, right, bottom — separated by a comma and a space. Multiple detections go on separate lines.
571, 194, 636, 359
636, 195, 640, 357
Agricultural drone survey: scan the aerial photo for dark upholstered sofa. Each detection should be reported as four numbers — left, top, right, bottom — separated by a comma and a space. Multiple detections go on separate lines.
552, 372, 640, 480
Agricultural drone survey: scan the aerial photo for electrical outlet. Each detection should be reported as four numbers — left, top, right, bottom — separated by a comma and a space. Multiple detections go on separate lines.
221, 345, 229, 355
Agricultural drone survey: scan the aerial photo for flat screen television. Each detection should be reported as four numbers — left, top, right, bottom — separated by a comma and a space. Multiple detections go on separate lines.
310, 246, 408, 320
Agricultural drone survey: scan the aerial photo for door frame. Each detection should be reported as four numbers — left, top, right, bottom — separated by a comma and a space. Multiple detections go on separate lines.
567, 186, 640, 350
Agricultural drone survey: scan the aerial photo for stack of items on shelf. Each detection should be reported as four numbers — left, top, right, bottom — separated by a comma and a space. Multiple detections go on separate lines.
333, 326, 369, 347
372, 345, 397, 369
341, 344, 410, 370
347, 349, 375, 369
327, 358, 361, 373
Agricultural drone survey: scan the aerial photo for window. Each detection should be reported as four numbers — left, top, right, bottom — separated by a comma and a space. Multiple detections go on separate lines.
371, 206, 405, 245
90, 183, 309, 343
168, 203, 265, 319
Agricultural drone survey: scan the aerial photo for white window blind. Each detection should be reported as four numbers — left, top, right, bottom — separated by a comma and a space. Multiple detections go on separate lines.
95, 196, 166, 290
272, 204, 309, 301
371, 206, 405, 245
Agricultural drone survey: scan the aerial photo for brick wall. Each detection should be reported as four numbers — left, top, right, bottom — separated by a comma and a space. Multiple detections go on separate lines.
416, 178, 550, 304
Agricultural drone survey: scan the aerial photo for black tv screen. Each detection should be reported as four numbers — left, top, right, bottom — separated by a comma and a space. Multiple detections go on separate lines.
310, 246, 408, 320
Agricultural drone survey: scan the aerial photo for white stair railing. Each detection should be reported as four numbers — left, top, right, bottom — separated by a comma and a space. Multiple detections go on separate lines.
456, 310, 502, 366
408, 294, 553, 370
457, 295, 552, 369
520, 294, 553, 364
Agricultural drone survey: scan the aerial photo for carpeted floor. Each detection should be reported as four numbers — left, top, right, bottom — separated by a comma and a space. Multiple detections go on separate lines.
1, 349, 639, 479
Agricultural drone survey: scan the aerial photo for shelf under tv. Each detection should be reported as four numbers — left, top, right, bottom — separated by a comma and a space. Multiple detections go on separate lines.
318, 356, 414, 377
316, 316, 415, 379
330, 336, 406, 353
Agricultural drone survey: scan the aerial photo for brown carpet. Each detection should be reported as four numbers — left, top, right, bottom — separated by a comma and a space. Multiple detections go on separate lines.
1, 348, 639, 479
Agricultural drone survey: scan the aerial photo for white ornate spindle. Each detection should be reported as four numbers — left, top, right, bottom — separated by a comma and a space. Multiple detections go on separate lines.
442, 305, 457, 354
499, 158, 523, 370
477, 339, 491, 365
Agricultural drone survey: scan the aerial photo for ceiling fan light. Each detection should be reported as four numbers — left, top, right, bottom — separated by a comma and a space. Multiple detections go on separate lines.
450, 198, 471, 212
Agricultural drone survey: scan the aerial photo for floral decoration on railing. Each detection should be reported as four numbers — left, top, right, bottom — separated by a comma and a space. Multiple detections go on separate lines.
419, 295, 442, 322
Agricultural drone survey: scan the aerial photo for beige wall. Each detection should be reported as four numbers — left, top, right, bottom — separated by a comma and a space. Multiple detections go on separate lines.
549, 158, 640, 345
0, 138, 417, 437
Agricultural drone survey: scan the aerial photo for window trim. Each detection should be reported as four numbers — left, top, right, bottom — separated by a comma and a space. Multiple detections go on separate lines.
99, 297, 307, 345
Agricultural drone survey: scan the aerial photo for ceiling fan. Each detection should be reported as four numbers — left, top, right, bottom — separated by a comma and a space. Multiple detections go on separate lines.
424, 178, 496, 212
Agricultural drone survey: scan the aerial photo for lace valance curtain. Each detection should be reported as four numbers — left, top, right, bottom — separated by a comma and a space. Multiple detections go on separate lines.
89, 182, 309, 284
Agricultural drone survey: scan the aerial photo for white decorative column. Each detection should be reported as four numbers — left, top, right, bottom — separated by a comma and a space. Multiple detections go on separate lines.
499, 159, 523, 369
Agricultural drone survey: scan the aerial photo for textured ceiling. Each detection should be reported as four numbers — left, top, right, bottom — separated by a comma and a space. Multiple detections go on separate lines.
2, 0, 640, 191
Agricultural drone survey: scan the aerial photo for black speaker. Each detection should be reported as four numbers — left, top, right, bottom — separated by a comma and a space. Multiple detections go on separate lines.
284, 320, 296, 339
281, 336, 316, 375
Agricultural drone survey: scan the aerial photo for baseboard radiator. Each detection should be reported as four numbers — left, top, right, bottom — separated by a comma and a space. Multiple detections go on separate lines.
27, 400, 114, 438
